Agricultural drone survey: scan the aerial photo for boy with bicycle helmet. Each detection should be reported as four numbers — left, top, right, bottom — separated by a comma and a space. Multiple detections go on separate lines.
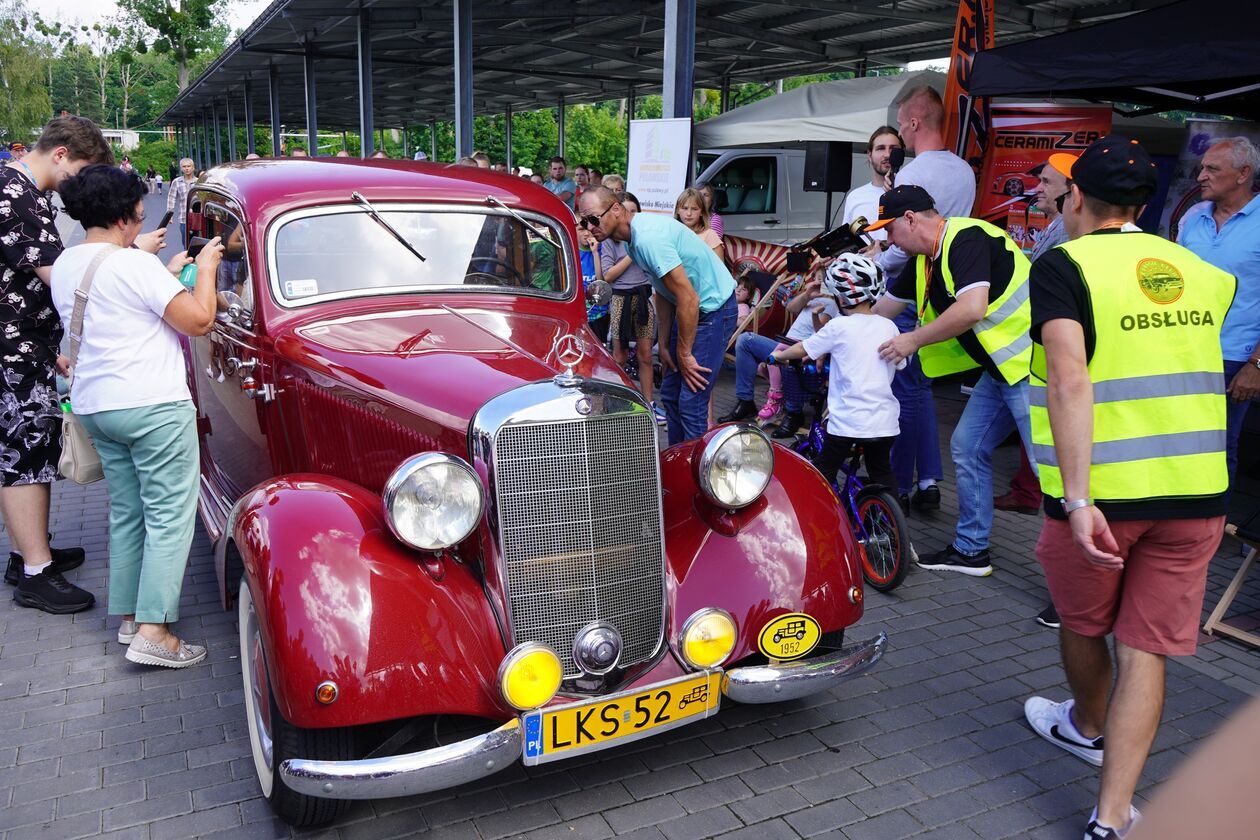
769, 253, 904, 489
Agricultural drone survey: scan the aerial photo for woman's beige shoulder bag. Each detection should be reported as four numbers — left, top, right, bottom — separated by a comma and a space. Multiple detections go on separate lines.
58, 245, 119, 485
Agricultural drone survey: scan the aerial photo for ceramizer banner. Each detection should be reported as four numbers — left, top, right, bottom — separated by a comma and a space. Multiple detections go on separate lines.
942, 0, 996, 174
974, 104, 1112, 252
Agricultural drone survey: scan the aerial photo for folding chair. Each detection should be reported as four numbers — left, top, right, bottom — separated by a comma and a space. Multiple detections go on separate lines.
1203, 523, 1260, 650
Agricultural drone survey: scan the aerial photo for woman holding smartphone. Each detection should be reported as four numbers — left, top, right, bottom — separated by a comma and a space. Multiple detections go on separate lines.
51, 165, 221, 668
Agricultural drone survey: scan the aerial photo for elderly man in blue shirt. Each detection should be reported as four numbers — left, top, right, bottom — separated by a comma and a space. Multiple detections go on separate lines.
578, 186, 737, 444
1178, 136, 1260, 481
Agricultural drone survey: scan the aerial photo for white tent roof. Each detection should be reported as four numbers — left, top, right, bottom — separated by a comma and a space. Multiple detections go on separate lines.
694, 70, 1186, 154
694, 71, 947, 148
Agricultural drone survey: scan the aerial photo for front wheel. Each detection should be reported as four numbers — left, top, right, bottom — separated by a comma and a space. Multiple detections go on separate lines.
855, 491, 910, 592
240, 580, 354, 827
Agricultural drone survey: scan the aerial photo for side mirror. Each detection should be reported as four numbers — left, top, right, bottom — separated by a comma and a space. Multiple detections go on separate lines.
220, 290, 253, 330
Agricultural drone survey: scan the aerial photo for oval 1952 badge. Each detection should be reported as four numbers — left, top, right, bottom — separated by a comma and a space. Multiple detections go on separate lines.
757, 613, 821, 661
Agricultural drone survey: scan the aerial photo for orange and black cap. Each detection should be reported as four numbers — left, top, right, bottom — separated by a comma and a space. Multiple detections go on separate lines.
1050, 136, 1157, 206
865, 184, 936, 232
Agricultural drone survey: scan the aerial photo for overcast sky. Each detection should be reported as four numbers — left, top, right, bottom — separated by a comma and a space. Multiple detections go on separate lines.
46, 0, 272, 31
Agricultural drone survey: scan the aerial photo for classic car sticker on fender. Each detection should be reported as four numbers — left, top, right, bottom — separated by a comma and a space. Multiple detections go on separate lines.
758, 613, 821, 661
522, 672, 720, 765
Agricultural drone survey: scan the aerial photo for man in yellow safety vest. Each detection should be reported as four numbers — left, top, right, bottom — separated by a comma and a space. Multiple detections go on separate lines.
1022, 135, 1235, 840
871, 184, 1035, 577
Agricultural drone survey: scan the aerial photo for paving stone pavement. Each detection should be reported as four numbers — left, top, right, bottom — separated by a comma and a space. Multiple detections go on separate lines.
2, 193, 1257, 838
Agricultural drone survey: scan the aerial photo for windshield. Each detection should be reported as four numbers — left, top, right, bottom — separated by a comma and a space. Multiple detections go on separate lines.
272, 208, 568, 304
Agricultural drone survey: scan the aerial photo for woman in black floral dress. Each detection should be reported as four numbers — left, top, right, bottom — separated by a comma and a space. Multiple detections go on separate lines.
0, 116, 114, 614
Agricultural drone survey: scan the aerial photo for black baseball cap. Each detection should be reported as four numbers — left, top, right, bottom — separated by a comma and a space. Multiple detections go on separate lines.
865, 184, 936, 232
1048, 135, 1157, 206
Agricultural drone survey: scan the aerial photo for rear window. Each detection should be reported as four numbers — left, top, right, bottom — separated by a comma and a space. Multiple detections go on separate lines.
271, 208, 569, 305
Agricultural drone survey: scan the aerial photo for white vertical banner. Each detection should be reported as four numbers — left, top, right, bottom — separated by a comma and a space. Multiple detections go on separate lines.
627, 118, 692, 214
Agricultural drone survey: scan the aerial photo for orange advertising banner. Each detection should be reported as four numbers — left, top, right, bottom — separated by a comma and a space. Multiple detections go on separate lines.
974, 104, 1113, 252
942, 0, 996, 173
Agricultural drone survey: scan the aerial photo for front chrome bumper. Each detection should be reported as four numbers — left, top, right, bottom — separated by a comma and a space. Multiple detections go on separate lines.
279, 631, 887, 800
280, 719, 523, 799
722, 631, 887, 704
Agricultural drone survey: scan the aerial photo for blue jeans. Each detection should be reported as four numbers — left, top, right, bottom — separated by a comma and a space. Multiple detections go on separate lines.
734, 333, 802, 412
952, 373, 1035, 555
1224, 359, 1254, 483
890, 352, 943, 495
661, 294, 737, 445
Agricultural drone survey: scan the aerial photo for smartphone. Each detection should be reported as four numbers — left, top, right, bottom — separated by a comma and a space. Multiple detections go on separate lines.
186, 236, 211, 260
157, 210, 174, 230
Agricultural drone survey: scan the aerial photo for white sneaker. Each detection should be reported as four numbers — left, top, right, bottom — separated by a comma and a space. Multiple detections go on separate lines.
1084, 805, 1141, 839
1024, 696, 1104, 766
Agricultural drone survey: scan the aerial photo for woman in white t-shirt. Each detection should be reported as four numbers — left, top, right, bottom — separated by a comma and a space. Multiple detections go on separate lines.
52, 165, 221, 669
769, 253, 903, 489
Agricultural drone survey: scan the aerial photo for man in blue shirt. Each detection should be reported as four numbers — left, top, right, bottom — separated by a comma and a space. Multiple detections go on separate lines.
543, 156, 577, 211
1178, 136, 1260, 480
578, 186, 737, 443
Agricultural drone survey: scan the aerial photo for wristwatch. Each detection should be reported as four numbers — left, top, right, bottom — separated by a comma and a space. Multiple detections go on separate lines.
1060, 498, 1094, 514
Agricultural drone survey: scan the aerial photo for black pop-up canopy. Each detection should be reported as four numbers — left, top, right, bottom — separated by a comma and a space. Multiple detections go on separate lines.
970, 0, 1260, 119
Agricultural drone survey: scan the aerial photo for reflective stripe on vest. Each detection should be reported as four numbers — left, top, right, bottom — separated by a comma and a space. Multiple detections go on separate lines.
915, 217, 1032, 386
1029, 232, 1234, 502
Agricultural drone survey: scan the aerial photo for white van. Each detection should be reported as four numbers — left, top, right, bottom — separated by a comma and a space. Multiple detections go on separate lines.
694, 146, 870, 245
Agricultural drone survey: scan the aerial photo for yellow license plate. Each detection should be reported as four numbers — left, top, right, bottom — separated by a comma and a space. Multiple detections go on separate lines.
522, 672, 721, 765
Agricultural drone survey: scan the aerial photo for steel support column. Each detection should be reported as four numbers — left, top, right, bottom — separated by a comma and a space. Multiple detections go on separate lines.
505, 106, 513, 169
357, 7, 375, 158
226, 97, 237, 161
663, 0, 696, 119
269, 64, 282, 156
201, 111, 211, 170
430, 119, 438, 160
303, 41, 318, 154
720, 76, 731, 113
557, 95, 566, 158
402, 129, 409, 158
212, 103, 222, 165
244, 80, 256, 155
453, 0, 473, 158
626, 88, 636, 153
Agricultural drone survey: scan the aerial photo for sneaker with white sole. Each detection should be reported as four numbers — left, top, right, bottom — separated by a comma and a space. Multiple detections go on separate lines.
917, 544, 993, 577
1025, 696, 1104, 766
125, 636, 207, 669
117, 619, 138, 645
1084, 805, 1140, 839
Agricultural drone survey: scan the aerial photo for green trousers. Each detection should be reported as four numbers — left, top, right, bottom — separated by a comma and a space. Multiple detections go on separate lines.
77, 400, 198, 624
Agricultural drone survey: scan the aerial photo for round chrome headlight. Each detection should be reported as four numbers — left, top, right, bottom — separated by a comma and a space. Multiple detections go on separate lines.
383, 453, 484, 550
698, 425, 774, 509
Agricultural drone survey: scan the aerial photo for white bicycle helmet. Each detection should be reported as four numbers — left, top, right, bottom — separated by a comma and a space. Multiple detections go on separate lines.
822, 252, 885, 308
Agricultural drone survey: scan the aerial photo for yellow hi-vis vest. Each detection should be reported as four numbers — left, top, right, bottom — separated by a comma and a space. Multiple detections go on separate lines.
1029, 231, 1236, 502
915, 217, 1032, 386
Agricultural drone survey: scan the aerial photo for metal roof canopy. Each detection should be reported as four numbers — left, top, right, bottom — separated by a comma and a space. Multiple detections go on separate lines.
160, 0, 1181, 135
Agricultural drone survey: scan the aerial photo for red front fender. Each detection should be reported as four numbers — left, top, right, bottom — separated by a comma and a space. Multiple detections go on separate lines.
661, 435, 865, 661
232, 475, 511, 729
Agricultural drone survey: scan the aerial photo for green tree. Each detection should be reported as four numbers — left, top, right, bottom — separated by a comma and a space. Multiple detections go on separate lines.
119, 0, 229, 91
0, 4, 52, 143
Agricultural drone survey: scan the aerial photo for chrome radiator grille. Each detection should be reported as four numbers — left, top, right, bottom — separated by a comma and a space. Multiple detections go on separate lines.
493, 411, 664, 677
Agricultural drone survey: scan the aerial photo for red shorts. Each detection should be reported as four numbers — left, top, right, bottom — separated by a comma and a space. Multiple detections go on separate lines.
1035, 515, 1225, 656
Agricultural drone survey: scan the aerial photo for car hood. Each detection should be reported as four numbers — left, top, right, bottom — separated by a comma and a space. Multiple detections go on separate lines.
274, 305, 626, 435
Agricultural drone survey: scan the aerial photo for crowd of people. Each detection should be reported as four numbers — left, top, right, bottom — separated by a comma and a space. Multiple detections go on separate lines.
3, 90, 1258, 838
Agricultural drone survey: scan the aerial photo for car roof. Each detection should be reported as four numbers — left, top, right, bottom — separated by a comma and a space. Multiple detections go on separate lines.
196, 158, 567, 220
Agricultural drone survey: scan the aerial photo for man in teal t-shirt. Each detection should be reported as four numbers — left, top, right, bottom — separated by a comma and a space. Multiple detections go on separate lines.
578, 186, 736, 444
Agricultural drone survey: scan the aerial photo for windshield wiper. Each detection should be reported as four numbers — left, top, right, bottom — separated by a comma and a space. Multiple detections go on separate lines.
351, 191, 426, 262
484, 195, 561, 251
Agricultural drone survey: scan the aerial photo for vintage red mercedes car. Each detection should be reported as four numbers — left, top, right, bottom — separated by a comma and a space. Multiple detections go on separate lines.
183, 158, 886, 827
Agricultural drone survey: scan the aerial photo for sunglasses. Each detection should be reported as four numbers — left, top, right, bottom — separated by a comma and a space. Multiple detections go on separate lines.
578, 203, 616, 230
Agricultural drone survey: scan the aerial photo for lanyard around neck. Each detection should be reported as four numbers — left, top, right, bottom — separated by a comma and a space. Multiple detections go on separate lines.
917, 219, 949, 328
10, 160, 37, 187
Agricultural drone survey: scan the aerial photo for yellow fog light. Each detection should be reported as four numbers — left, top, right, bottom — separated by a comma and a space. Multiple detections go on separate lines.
679, 608, 737, 670
498, 643, 563, 711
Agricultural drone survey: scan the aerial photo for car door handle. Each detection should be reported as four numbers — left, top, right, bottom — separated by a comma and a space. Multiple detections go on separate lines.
762, 218, 781, 225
